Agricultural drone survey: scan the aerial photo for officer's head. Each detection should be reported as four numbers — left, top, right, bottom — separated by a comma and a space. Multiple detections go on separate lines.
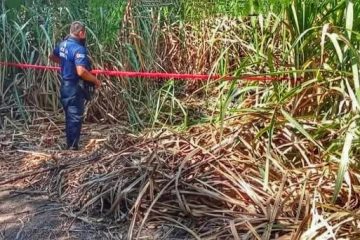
70, 21, 86, 40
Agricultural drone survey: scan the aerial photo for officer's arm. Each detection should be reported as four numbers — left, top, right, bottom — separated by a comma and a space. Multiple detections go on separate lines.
49, 54, 60, 64
76, 66, 101, 88
49, 45, 61, 64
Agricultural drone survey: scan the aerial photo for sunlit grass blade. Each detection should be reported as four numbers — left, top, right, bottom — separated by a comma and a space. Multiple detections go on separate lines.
281, 108, 322, 149
332, 119, 356, 203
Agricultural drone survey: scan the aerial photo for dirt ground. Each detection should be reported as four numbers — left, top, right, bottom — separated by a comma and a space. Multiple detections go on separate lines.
0, 184, 124, 240
0, 124, 128, 240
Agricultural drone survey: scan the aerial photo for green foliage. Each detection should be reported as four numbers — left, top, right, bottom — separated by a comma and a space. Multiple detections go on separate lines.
4, 0, 22, 9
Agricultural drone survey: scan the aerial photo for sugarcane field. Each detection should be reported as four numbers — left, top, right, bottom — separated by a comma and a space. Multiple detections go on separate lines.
1, 0, 360, 239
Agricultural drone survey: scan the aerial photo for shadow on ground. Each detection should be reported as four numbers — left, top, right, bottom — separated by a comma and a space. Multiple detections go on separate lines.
0, 185, 118, 240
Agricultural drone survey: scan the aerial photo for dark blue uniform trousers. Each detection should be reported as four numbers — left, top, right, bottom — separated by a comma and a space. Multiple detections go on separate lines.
60, 81, 85, 149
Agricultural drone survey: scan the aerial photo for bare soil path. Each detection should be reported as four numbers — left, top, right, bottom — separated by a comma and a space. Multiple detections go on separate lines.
0, 184, 118, 240
0, 124, 128, 240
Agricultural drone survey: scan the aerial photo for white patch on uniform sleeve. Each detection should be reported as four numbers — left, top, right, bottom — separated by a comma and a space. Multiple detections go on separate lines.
75, 53, 86, 59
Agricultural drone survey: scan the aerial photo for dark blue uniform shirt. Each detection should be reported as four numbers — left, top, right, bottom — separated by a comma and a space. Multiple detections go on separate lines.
53, 36, 94, 101
53, 36, 91, 83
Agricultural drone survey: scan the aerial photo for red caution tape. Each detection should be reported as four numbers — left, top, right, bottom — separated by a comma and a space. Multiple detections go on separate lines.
0, 62, 291, 81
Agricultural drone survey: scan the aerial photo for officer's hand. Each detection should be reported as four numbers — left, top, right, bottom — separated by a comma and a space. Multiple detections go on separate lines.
94, 79, 101, 89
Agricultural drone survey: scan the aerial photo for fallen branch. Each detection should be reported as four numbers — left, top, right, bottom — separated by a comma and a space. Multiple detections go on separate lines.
0, 151, 100, 185
0, 165, 62, 185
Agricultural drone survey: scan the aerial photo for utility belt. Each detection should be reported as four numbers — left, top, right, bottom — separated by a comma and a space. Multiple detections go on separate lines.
79, 79, 95, 101
62, 79, 95, 101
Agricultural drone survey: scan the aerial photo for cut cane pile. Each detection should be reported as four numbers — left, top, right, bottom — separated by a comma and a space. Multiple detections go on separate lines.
1, 117, 360, 239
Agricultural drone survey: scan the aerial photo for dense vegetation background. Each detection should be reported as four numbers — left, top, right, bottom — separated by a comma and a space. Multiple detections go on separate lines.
2, 0, 360, 238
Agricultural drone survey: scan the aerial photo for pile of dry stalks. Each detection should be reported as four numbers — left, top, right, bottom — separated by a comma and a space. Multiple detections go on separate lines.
1, 118, 360, 239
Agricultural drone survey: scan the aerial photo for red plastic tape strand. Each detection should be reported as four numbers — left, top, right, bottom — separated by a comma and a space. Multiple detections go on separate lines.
0, 62, 290, 81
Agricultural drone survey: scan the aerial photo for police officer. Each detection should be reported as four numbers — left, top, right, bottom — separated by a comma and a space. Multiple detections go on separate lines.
50, 21, 101, 150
